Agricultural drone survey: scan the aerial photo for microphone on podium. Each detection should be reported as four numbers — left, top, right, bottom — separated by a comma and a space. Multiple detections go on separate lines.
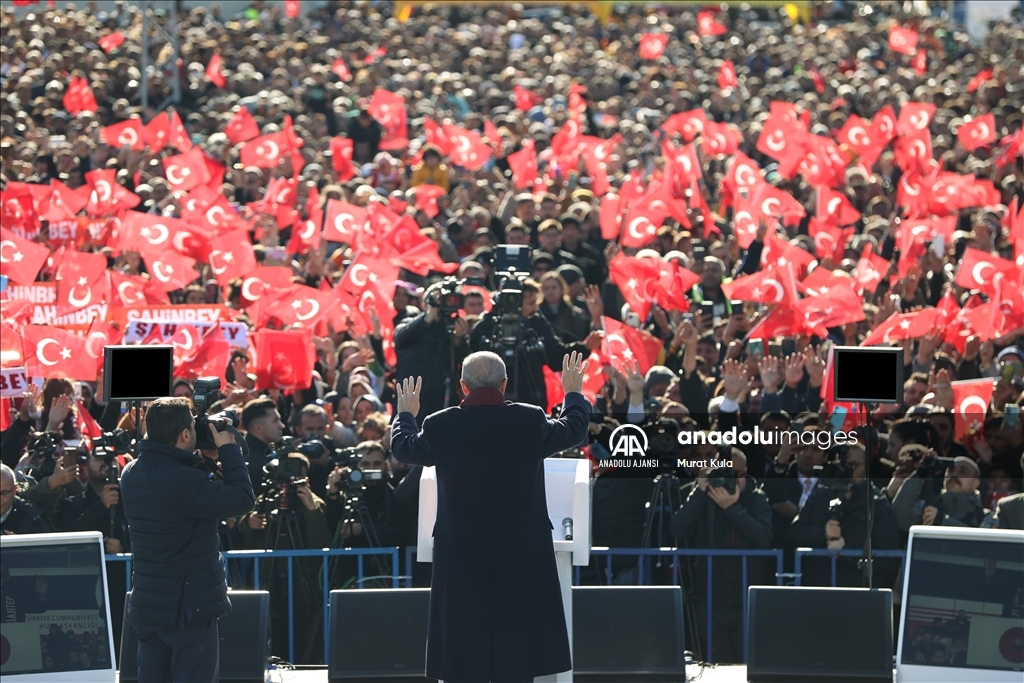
562, 517, 573, 541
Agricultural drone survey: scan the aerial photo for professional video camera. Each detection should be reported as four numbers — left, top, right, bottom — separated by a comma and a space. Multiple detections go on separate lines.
643, 416, 681, 459
191, 377, 246, 453
332, 446, 385, 491
275, 434, 327, 460
917, 452, 955, 478
92, 429, 134, 459
26, 431, 63, 478
816, 461, 856, 492
425, 278, 466, 328
707, 467, 737, 494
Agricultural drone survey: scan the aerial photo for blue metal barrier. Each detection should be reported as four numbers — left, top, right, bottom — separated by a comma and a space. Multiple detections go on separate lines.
107, 547, 401, 665
793, 548, 906, 587
578, 547, 785, 663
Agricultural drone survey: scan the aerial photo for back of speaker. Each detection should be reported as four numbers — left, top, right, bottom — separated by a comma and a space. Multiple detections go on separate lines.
328, 588, 430, 682
572, 585, 686, 681
747, 586, 892, 682
119, 590, 270, 683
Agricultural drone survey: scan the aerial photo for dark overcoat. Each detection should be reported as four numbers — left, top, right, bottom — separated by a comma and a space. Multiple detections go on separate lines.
390, 388, 591, 681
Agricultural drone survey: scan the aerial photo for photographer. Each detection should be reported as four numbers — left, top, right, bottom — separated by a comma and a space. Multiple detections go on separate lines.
20, 433, 84, 521
470, 278, 602, 409
1, 463, 51, 534
120, 397, 254, 683
787, 444, 901, 587
670, 451, 772, 663
325, 441, 410, 550
56, 448, 129, 554
394, 281, 472, 422
241, 397, 286, 489
891, 450, 986, 531
295, 404, 341, 498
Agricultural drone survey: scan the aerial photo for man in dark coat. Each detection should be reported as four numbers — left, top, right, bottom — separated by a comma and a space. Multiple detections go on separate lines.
390, 351, 592, 683
120, 397, 254, 683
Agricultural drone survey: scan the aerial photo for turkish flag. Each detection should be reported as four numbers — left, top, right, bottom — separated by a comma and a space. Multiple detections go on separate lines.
225, 107, 260, 145
167, 324, 204, 366
175, 327, 231, 387
98, 31, 125, 53
23, 325, 96, 381
408, 184, 445, 219
284, 0, 300, 18
757, 102, 806, 162
836, 114, 884, 166
955, 248, 1017, 295
508, 139, 538, 189
331, 58, 351, 81
235, 266, 295, 307
861, 308, 939, 346
369, 89, 408, 151
513, 85, 542, 111
423, 118, 452, 155
912, 49, 927, 75
83, 317, 122, 376
662, 109, 706, 143
816, 187, 861, 226
443, 124, 491, 169
207, 229, 256, 286
718, 60, 738, 91
722, 263, 799, 306
701, 121, 740, 157
142, 249, 199, 292
56, 250, 107, 310
808, 219, 854, 263
796, 283, 864, 330
853, 244, 891, 294
328, 137, 356, 181
162, 147, 211, 192
732, 192, 761, 250
339, 250, 400, 297
722, 151, 762, 206
608, 253, 686, 321
240, 131, 289, 169
750, 180, 805, 227
0, 321, 24, 368
382, 215, 428, 255
102, 118, 146, 151
638, 33, 669, 60
618, 188, 667, 249
897, 102, 936, 137
696, 11, 727, 37
288, 187, 323, 255
888, 26, 918, 55
323, 198, 368, 244
166, 110, 192, 151
63, 75, 97, 115
602, 316, 663, 376
27, 179, 83, 222
85, 169, 139, 216
745, 306, 809, 341
261, 285, 338, 329
951, 379, 994, 440
967, 68, 993, 93
108, 270, 148, 306
894, 127, 934, 174
871, 105, 898, 146
957, 114, 997, 152
662, 139, 701, 187
599, 193, 623, 241
253, 328, 314, 391
143, 113, 170, 153
0, 227, 50, 284
116, 211, 191, 256
760, 231, 817, 280
206, 53, 226, 88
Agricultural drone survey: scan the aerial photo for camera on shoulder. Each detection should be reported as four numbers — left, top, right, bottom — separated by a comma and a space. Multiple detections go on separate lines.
191, 377, 244, 452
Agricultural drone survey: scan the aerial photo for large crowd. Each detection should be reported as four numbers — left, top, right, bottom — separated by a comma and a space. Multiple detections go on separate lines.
2, 0, 1024, 666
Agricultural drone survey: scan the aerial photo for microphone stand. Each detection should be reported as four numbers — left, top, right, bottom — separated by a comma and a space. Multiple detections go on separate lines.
859, 401, 874, 589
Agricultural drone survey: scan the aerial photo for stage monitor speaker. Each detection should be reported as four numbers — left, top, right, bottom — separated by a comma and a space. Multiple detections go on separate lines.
572, 585, 686, 682
327, 588, 430, 682
747, 586, 893, 682
119, 590, 270, 683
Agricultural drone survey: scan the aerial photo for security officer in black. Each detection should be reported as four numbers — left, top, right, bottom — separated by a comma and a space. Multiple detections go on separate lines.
470, 278, 602, 409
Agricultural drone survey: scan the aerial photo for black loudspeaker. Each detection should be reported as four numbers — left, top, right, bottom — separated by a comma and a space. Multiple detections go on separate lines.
328, 588, 430, 682
572, 585, 686, 682
119, 590, 270, 683
747, 586, 893, 682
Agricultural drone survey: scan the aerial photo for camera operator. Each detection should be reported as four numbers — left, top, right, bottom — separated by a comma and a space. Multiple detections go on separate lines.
786, 444, 901, 587
56, 448, 129, 554
241, 397, 285, 489
470, 277, 602, 409
891, 449, 986, 531
394, 281, 472, 422
120, 397, 254, 683
325, 441, 410, 549
240, 453, 332, 550
20, 432, 84, 521
1, 463, 51, 534
1, 385, 41, 468
670, 450, 772, 663
295, 404, 341, 498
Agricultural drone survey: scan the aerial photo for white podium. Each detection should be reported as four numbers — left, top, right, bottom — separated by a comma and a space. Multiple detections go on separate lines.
417, 457, 591, 682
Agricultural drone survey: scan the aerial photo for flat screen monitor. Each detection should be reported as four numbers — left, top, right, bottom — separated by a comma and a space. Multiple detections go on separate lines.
833, 346, 903, 404
102, 345, 173, 401
0, 532, 116, 683
747, 586, 893, 682
896, 526, 1024, 683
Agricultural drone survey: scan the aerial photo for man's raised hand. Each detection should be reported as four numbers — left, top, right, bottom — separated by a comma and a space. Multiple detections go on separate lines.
561, 351, 588, 395
397, 376, 423, 416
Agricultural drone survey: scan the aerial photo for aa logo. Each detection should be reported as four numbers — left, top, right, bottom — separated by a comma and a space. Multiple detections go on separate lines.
609, 424, 648, 458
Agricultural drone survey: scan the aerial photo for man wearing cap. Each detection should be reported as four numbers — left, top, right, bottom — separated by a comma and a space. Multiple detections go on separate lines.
891, 454, 986, 531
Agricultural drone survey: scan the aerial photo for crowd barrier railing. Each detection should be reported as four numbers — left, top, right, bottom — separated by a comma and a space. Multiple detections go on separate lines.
793, 547, 907, 587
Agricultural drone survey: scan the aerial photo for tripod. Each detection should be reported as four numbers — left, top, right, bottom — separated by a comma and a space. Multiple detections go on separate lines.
640, 473, 684, 554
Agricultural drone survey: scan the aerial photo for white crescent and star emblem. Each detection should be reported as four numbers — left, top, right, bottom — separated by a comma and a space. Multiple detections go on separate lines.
117, 281, 142, 304
958, 395, 989, 415
119, 127, 139, 146
0, 240, 23, 263
334, 212, 355, 234
291, 299, 321, 321
94, 180, 112, 204
141, 223, 169, 245
205, 205, 228, 226
765, 130, 786, 152
901, 177, 921, 196
848, 126, 870, 147
153, 261, 174, 283
971, 122, 990, 140
66, 276, 92, 308
815, 232, 837, 253
909, 111, 929, 130
735, 164, 757, 187
628, 216, 652, 240
972, 261, 996, 286
85, 332, 106, 358
209, 250, 229, 275
241, 277, 264, 301
35, 339, 63, 367
761, 278, 784, 303
348, 263, 370, 288
165, 164, 191, 186
910, 140, 927, 158
256, 141, 280, 160
761, 197, 781, 216
827, 197, 842, 216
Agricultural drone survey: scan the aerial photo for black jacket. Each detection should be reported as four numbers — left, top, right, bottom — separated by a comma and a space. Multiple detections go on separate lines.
244, 432, 274, 491
0, 415, 33, 468
56, 482, 130, 549
670, 478, 774, 605
787, 483, 901, 587
0, 498, 51, 534
470, 312, 588, 409
394, 312, 470, 421
120, 440, 254, 629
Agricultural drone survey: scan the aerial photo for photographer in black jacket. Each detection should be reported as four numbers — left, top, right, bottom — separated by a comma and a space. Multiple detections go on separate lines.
670, 449, 773, 664
393, 282, 472, 423
120, 397, 254, 683
470, 277, 602, 409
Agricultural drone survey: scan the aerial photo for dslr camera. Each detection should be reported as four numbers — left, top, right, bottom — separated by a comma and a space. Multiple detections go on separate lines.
191, 377, 244, 452
425, 278, 465, 325
334, 446, 385, 492
917, 452, 955, 478
707, 467, 737, 494
27, 431, 63, 478
92, 429, 134, 460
